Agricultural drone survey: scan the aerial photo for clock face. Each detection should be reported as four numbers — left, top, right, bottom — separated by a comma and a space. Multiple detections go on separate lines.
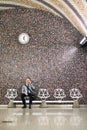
18, 33, 30, 44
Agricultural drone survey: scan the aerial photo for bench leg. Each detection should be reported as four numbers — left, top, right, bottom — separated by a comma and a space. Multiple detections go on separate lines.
72, 100, 80, 108
40, 100, 48, 108
8, 100, 16, 108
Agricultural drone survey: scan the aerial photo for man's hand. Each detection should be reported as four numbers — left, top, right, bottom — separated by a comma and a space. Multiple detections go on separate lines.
25, 93, 28, 96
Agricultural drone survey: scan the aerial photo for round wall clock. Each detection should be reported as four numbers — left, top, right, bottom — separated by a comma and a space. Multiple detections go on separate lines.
18, 33, 30, 44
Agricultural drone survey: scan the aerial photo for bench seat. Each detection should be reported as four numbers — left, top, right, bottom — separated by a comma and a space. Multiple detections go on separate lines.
13, 100, 74, 104
8, 100, 80, 108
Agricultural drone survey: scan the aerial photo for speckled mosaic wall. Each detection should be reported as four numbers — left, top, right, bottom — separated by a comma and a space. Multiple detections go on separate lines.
0, 8, 87, 104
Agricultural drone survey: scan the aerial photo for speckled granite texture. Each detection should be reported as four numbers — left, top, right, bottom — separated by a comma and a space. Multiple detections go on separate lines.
0, 8, 87, 104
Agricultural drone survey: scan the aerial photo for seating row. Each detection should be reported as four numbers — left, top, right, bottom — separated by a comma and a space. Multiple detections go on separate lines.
5, 88, 82, 108
5, 88, 82, 100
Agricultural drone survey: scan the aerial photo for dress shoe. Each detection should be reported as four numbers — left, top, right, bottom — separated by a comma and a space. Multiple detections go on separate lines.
29, 105, 31, 109
22, 106, 26, 108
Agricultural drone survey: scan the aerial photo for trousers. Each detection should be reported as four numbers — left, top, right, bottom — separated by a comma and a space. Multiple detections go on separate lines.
21, 93, 32, 107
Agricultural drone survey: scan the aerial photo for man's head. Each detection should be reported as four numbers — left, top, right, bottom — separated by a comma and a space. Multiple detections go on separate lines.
26, 78, 31, 84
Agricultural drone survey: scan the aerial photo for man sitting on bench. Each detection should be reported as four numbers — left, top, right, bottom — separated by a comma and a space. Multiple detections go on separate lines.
21, 77, 35, 109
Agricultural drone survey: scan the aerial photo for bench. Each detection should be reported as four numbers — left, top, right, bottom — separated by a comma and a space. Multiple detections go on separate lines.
13, 100, 74, 104
8, 100, 79, 108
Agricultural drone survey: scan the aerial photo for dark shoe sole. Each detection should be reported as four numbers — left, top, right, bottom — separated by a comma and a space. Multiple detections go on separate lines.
22, 106, 26, 108
29, 106, 31, 109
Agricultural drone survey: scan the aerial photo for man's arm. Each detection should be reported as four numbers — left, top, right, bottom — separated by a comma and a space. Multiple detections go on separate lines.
30, 83, 35, 89
22, 85, 28, 95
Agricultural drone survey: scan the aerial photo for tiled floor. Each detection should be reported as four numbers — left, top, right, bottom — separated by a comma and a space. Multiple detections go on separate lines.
0, 105, 87, 130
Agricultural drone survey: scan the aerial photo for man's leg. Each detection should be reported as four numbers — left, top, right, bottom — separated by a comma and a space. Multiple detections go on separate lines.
28, 93, 32, 109
21, 93, 26, 108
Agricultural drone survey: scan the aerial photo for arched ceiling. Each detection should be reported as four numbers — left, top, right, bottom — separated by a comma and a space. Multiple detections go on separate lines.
0, 0, 87, 36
